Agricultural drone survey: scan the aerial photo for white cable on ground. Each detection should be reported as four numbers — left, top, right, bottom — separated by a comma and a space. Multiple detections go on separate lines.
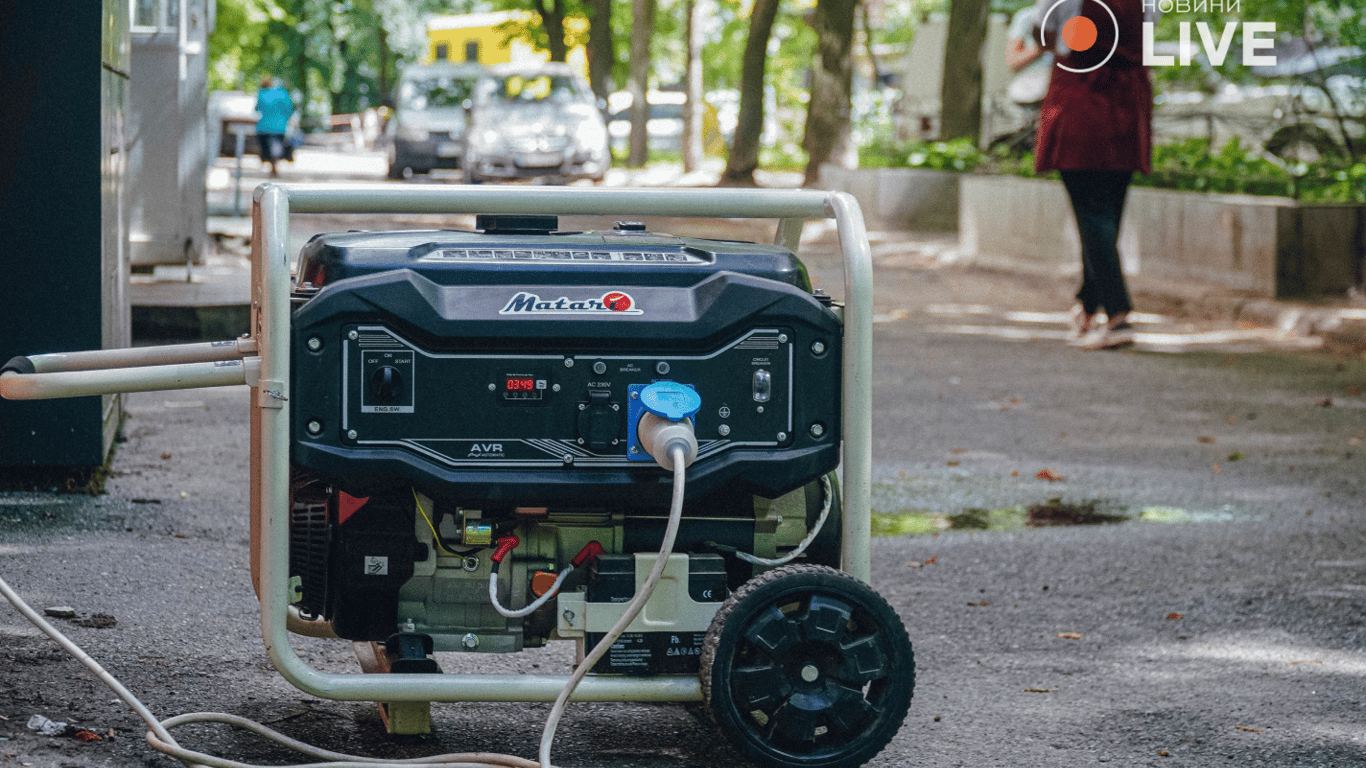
0, 570, 548, 767
0, 426, 694, 768
537, 443, 689, 768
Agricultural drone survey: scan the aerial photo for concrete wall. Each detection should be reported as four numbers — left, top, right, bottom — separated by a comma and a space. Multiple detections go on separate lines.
0, 1, 130, 467
959, 175, 1365, 299
818, 165, 961, 232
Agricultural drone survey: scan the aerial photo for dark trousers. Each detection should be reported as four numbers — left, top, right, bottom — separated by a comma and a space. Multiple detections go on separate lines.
1060, 169, 1133, 317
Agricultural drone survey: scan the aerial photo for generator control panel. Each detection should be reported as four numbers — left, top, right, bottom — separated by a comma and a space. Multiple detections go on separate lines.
289, 217, 842, 506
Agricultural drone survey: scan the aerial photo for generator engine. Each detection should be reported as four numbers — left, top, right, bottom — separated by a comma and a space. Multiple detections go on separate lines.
287, 214, 844, 670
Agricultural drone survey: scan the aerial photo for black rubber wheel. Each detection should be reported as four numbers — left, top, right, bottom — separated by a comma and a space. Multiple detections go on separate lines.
700, 564, 915, 768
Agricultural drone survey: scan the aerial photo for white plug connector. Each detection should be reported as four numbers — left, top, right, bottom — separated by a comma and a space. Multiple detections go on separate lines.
636, 412, 698, 470
633, 380, 702, 470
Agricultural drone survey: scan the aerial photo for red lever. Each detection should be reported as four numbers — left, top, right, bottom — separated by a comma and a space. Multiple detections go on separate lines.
571, 540, 605, 568
491, 535, 520, 564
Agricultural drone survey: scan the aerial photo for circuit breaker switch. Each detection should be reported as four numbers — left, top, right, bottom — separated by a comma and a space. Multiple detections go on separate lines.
752, 369, 772, 403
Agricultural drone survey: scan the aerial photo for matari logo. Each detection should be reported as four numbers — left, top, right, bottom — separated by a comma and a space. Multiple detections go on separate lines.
1038, 0, 1276, 71
499, 290, 643, 315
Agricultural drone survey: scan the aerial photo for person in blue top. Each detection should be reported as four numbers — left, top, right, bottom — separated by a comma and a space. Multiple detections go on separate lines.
255, 77, 294, 176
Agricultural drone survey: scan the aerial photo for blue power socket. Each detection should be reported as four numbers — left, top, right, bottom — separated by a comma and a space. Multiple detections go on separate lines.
625, 381, 699, 461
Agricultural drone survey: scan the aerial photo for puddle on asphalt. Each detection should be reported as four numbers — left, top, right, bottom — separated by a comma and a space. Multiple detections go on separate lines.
871, 499, 1241, 537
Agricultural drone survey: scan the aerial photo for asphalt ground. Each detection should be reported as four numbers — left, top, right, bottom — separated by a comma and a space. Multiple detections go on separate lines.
2, 148, 1364, 767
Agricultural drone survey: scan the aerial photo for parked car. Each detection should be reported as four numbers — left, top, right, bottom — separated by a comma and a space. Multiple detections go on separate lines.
384, 62, 485, 179
606, 90, 727, 155
1153, 74, 1365, 162
461, 62, 610, 184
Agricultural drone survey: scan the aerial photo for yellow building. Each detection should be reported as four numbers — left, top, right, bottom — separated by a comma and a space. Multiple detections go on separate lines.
425, 11, 589, 78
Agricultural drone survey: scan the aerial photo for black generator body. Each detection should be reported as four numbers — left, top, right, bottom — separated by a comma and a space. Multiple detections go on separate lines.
287, 215, 846, 649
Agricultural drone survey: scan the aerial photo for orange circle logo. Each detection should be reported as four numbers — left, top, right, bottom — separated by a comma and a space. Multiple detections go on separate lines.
1040, 0, 1119, 73
1061, 16, 1098, 52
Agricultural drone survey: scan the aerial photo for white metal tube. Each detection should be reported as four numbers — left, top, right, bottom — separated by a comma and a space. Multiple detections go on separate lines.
279, 182, 835, 218
0, 359, 253, 401
23, 339, 252, 373
827, 192, 874, 584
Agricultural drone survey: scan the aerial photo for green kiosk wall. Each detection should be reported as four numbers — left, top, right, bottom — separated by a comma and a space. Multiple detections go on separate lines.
0, 2, 130, 470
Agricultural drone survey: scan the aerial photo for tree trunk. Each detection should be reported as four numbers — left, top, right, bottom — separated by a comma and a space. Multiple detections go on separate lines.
533, 0, 570, 63
801, 0, 859, 187
939, 0, 990, 143
627, 0, 655, 167
587, 0, 614, 102
721, 0, 781, 186
682, 0, 703, 173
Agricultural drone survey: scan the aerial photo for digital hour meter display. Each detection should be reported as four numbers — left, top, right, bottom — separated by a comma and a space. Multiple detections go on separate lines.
502, 374, 546, 403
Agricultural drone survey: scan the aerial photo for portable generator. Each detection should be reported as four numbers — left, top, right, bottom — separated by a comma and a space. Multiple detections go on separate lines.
1, 185, 913, 768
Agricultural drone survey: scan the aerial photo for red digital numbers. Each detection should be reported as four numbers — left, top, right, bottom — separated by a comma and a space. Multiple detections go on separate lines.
506, 377, 535, 391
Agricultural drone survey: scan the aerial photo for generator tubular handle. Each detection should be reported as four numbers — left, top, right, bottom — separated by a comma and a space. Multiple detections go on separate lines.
0, 339, 260, 401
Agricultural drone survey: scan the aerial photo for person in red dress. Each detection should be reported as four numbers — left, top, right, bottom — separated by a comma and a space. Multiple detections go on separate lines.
1029, 0, 1153, 349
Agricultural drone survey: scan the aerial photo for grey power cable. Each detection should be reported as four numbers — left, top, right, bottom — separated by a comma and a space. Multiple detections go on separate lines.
1, 392, 701, 768
0, 567, 544, 768
537, 443, 689, 768
0, 445, 695, 768
733, 474, 834, 567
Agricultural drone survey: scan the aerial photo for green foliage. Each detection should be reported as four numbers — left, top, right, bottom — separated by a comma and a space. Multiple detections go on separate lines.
859, 138, 985, 171
210, 0, 448, 127
977, 137, 1364, 202
1138, 137, 1366, 201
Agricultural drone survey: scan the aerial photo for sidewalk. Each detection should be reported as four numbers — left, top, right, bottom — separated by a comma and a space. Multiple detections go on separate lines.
140, 147, 1366, 356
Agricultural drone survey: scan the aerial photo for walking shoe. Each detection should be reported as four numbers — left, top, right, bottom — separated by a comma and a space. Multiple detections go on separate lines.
1066, 305, 1091, 339
1072, 322, 1135, 350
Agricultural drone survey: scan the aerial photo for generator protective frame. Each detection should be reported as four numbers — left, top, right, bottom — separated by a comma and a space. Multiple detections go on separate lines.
3, 183, 875, 706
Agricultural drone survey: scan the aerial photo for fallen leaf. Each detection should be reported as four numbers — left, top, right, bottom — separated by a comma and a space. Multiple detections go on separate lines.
906, 561, 923, 568
160, 453, 173, 460
925, 556, 937, 565
946, 461, 960, 467
1036, 469, 1065, 482
1166, 612, 1184, 620
72, 731, 102, 742
1011, 470, 1020, 477
1024, 688, 1053, 693
1235, 726, 1265, 733
1289, 659, 1322, 665
950, 448, 967, 454
1158, 750, 1170, 757
1198, 436, 1217, 444
1227, 451, 1244, 462
1212, 463, 1222, 474
967, 601, 989, 607
1317, 397, 1333, 408
1056, 632, 1084, 640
